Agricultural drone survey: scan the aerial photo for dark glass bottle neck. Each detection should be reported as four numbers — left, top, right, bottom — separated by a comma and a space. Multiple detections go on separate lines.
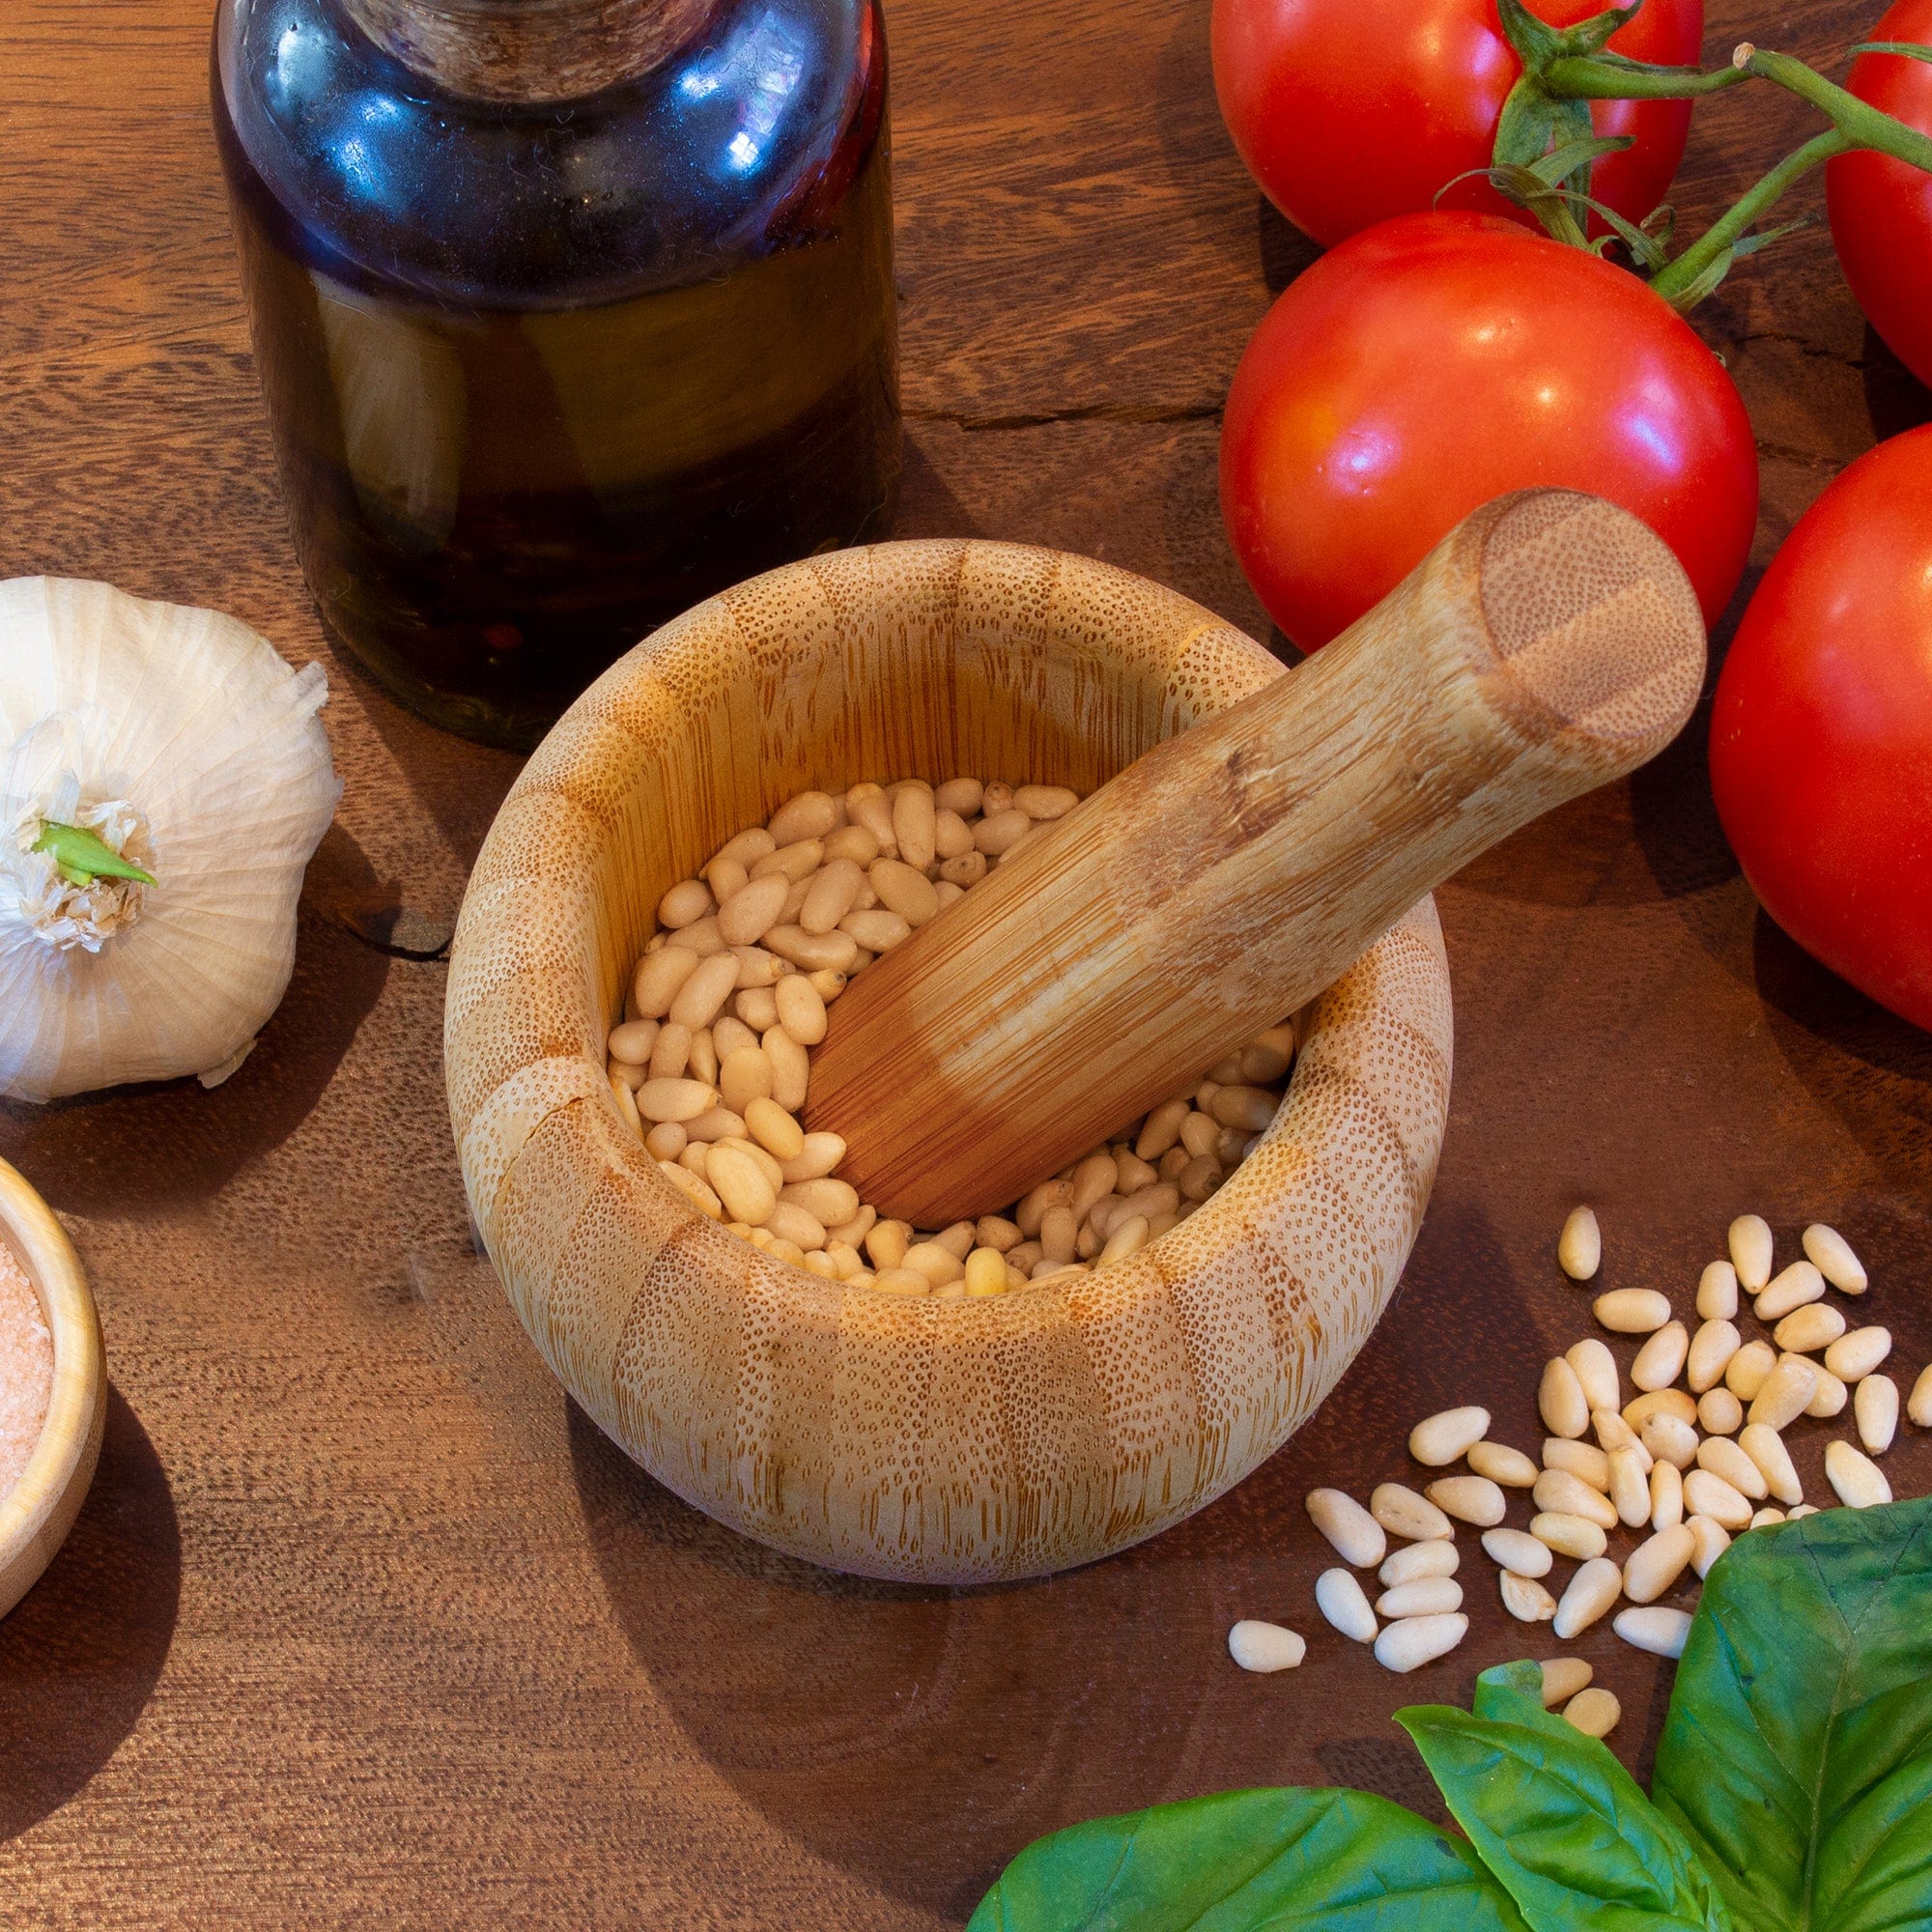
337, 0, 723, 101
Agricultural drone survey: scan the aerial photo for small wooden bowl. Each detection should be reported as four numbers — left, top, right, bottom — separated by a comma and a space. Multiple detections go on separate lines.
0, 1156, 105, 1619
446, 540, 1454, 1583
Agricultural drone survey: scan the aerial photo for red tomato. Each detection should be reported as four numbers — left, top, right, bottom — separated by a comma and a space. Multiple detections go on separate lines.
1210, 0, 1702, 247
1827, 1, 1932, 392
1219, 213, 1757, 648
1710, 428, 1932, 1032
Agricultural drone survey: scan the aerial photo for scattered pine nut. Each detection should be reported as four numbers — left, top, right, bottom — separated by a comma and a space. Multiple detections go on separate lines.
1408, 1406, 1492, 1467
1632, 1321, 1690, 1391
1500, 1573, 1557, 1622
1564, 1687, 1621, 1737
1228, 1620, 1305, 1672
1531, 1511, 1608, 1561
1624, 1388, 1697, 1430
1756, 1261, 1827, 1322
1372, 1612, 1467, 1673
1827, 1439, 1892, 1508
1802, 1222, 1867, 1293
1747, 1354, 1818, 1430
1376, 1577, 1463, 1619
1825, 1325, 1891, 1382
1696, 1435, 1769, 1502
1683, 1468, 1753, 1530
1306, 1489, 1386, 1568
1539, 1356, 1590, 1438
1552, 1557, 1622, 1638
1467, 1440, 1539, 1487
1804, 1363, 1849, 1418
1481, 1527, 1551, 1577
1738, 1422, 1804, 1505
1614, 1605, 1692, 1659
1728, 1214, 1774, 1292
1748, 1507, 1786, 1528
1534, 1467, 1619, 1529
1858, 1373, 1900, 1454
1687, 1319, 1742, 1394
1697, 1387, 1744, 1435
1314, 1569, 1379, 1643
1540, 1657, 1593, 1707
1773, 1302, 1845, 1354
1687, 1514, 1731, 1577
1370, 1483, 1454, 1542
1696, 1260, 1741, 1321
1424, 1475, 1507, 1526
1566, 1338, 1621, 1413
1594, 1288, 1673, 1334
1608, 1447, 1651, 1528
1650, 1459, 1684, 1531
1639, 1411, 1699, 1469
1558, 1205, 1602, 1280
1623, 1523, 1694, 1604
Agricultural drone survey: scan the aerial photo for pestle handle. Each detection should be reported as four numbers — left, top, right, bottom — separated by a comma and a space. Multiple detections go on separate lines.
806, 491, 1707, 1228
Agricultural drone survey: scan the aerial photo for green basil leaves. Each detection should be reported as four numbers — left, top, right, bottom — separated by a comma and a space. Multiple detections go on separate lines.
969, 1501, 1932, 1932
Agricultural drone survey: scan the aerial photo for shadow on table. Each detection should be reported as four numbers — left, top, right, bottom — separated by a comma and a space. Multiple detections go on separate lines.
0, 825, 391, 1213
0, 1385, 180, 1842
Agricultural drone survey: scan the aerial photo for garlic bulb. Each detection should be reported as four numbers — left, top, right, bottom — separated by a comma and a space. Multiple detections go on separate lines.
0, 577, 342, 1102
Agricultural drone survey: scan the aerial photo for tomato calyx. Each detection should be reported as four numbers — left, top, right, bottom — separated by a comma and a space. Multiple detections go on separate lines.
1470, 7, 1932, 308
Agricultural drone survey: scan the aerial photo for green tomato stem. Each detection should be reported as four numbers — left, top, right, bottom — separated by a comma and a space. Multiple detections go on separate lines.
1742, 43, 1932, 170
1647, 127, 1849, 304
1542, 53, 1751, 99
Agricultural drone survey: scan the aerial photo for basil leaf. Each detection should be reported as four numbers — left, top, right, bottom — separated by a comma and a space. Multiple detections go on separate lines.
966, 1784, 1531, 1932
1651, 1497, 1932, 1932
1397, 1677, 1731, 1932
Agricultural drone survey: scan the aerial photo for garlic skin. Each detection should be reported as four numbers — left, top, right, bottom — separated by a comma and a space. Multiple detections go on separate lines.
0, 578, 342, 1102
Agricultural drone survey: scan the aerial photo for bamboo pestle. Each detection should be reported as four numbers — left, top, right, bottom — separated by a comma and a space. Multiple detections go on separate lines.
807, 490, 1707, 1227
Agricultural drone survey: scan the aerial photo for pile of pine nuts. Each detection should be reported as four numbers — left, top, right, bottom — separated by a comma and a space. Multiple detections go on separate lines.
1230, 1212, 1930, 1740
606, 781, 1299, 1294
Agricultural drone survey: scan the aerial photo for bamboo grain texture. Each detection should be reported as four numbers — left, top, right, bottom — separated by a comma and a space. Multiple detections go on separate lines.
810, 493, 1706, 1227
446, 539, 1455, 1582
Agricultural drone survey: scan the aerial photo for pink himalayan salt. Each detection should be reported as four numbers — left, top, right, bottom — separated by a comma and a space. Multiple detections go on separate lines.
0, 1239, 53, 1500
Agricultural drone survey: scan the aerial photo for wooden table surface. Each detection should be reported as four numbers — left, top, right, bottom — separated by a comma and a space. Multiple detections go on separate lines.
4, 0, 1931, 1923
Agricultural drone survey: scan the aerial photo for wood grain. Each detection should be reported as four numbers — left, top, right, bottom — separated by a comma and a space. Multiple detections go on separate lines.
815, 493, 1701, 1224
1, 0, 1930, 1923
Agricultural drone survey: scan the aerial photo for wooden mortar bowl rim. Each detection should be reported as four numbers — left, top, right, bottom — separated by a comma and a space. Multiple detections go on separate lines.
446, 537, 1454, 1582
0, 1155, 106, 1620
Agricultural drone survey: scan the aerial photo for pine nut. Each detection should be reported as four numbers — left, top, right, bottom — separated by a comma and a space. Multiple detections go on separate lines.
1624, 1388, 1697, 1430
1409, 1406, 1492, 1467
1241, 1026, 1297, 1083
1725, 1340, 1777, 1401
1315, 1569, 1379, 1642
658, 1159, 724, 1218
1552, 1557, 1622, 1637
735, 988, 781, 1032
1687, 1514, 1731, 1577
1739, 1422, 1803, 1504
1208, 1085, 1276, 1132
707, 1146, 777, 1227
1757, 1261, 1827, 1321
781, 1179, 860, 1230
1534, 1468, 1618, 1529
1911, 1364, 1932, 1428
1483, 1528, 1551, 1577
1594, 1288, 1672, 1334
1134, 1099, 1190, 1161
690, 1029, 721, 1086
1825, 1325, 1891, 1382
1803, 1222, 1867, 1293
1774, 1302, 1846, 1354
686, 1104, 749, 1146
1373, 1612, 1467, 1673
869, 858, 941, 926
798, 859, 865, 935
1544, 1438, 1610, 1490
1531, 1512, 1607, 1560
650, 1022, 694, 1080
1467, 1440, 1539, 1487
718, 1045, 773, 1117
1540, 1658, 1592, 1707
1650, 1459, 1684, 1531
1227, 1616, 1306, 1672
1378, 1541, 1459, 1588
635, 946, 700, 1017
610, 1071, 643, 1138
1609, 1447, 1651, 1527
753, 839, 826, 886
1564, 1688, 1621, 1737
1370, 1483, 1454, 1542
1592, 1408, 1649, 1470
1623, 1522, 1694, 1603
973, 808, 1030, 856
767, 1201, 826, 1251
1748, 1355, 1819, 1430
1306, 1490, 1386, 1567
1376, 1577, 1463, 1619
1632, 1321, 1690, 1391
1688, 1319, 1741, 1393
714, 874, 787, 948
1729, 1213, 1775, 1291
1698, 1387, 1744, 1435
1558, 1205, 1602, 1280
608, 1018, 661, 1066
781, 1132, 846, 1183
1748, 1506, 1785, 1528
1683, 1468, 1753, 1529
1857, 1373, 1899, 1454
767, 791, 837, 845
1540, 1356, 1590, 1438
1804, 1364, 1848, 1417
637, 1077, 718, 1123
1824, 1439, 1891, 1507
1098, 1215, 1151, 1264
643, 1122, 687, 1161
1425, 1476, 1505, 1526
1614, 1605, 1692, 1659
1566, 1338, 1620, 1413
744, 1095, 805, 1162
762, 1028, 810, 1111
1697, 1259, 1741, 1321
933, 809, 974, 860
658, 877, 713, 928
1639, 1411, 1699, 1468
1788, 1503, 1819, 1519
1501, 1573, 1557, 1622
668, 952, 741, 1030
1038, 1206, 1078, 1265
676, 916, 726, 957
1065, 1152, 1119, 1223
1696, 1435, 1768, 1501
